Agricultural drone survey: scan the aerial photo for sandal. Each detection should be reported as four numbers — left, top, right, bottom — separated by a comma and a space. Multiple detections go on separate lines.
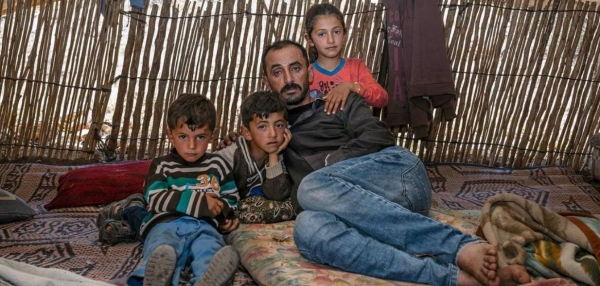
96, 193, 146, 228
98, 219, 137, 245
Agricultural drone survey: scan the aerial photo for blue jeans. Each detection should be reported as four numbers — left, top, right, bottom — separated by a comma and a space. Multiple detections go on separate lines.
293, 146, 482, 286
127, 216, 226, 286
122, 205, 147, 242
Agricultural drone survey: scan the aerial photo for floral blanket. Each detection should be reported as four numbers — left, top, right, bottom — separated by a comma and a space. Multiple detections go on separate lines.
226, 208, 479, 286
480, 193, 600, 285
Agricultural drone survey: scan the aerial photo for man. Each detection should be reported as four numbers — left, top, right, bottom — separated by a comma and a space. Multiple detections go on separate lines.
256, 39, 532, 286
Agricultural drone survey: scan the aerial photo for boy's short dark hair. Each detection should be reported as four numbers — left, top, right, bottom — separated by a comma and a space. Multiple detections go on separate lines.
167, 93, 216, 131
241, 91, 288, 128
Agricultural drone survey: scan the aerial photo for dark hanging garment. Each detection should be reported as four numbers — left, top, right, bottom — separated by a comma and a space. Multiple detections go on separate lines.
382, 0, 457, 139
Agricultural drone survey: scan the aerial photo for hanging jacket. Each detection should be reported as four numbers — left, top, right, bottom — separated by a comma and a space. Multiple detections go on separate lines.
383, 0, 457, 139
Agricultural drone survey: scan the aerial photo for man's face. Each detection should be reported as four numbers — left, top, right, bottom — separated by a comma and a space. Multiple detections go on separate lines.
263, 45, 313, 108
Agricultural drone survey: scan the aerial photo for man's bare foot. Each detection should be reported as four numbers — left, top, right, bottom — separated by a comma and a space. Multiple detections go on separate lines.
457, 271, 483, 286
457, 242, 499, 286
498, 265, 531, 286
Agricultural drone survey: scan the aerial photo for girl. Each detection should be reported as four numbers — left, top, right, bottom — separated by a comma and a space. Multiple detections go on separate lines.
305, 3, 388, 115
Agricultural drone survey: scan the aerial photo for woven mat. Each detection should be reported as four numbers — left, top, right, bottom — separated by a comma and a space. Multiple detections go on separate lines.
1, 162, 600, 285
0, 163, 256, 286
428, 163, 600, 214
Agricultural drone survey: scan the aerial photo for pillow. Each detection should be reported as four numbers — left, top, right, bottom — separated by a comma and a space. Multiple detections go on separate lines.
45, 160, 151, 210
236, 196, 296, 224
0, 189, 37, 224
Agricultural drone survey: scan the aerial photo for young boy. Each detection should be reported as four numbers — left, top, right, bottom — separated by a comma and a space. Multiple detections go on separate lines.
97, 91, 294, 238
218, 90, 294, 223
126, 93, 240, 286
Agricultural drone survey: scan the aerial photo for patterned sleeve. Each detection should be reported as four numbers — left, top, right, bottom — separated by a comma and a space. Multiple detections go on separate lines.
353, 58, 388, 108
218, 164, 239, 210
215, 156, 239, 222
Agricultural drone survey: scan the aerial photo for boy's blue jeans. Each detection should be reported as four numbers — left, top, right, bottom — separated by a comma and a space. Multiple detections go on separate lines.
122, 205, 147, 241
127, 216, 226, 286
293, 146, 482, 286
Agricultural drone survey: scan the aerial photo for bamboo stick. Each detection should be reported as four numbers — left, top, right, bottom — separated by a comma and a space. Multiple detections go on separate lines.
136, 4, 160, 159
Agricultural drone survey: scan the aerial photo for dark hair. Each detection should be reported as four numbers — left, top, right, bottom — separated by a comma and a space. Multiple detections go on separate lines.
167, 93, 216, 131
261, 40, 310, 75
241, 91, 288, 128
304, 3, 347, 63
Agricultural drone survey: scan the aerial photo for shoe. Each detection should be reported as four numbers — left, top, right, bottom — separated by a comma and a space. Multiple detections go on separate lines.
98, 219, 137, 245
194, 245, 240, 286
144, 245, 177, 286
96, 193, 146, 228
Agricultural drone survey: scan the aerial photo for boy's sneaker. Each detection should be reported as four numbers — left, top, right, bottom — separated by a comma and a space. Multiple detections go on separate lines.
98, 219, 137, 245
194, 245, 240, 286
144, 244, 177, 286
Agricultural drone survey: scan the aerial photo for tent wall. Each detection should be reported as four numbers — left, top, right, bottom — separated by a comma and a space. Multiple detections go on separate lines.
0, 0, 386, 163
1, 0, 599, 173
409, 0, 600, 171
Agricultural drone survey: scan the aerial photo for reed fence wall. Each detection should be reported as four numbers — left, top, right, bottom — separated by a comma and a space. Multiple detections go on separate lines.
424, 0, 600, 171
0, 0, 599, 173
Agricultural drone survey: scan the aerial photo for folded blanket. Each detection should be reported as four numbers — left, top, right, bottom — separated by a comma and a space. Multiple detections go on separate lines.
479, 193, 600, 285
0, 258, 115, 286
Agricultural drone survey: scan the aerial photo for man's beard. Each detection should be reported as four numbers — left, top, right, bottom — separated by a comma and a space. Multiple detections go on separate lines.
280, 83, 307, 105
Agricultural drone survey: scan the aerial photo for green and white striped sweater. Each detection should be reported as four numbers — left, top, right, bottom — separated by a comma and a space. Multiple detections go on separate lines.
139, 149, 238, 238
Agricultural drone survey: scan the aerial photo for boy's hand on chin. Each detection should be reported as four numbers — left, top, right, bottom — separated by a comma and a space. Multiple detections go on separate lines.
276, 128, 292, 154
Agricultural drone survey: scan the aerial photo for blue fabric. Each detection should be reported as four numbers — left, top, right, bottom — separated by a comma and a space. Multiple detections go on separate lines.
130, 0, 145, 9
293, 146, 482, 286
101, 0, 145, 14
127, 217, 226, 286
248, 186, 264, 196
312, 58, 346, 76
127, 277, 142, 286
122, 205, 148, 242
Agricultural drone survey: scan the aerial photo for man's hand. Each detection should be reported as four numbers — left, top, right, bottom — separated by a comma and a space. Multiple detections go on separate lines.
206, 193, 225, 216
322, 82, 352, 115
216, 131, 239, 150
218, 218, 240, 234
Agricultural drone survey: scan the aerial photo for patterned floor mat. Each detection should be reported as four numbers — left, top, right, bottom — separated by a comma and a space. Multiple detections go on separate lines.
1, 162, 599, 285
427, 163, 600, 213
0, 163, 256, 285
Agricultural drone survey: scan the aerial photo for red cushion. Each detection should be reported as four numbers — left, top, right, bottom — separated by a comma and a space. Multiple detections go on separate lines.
45, 160, 151, 210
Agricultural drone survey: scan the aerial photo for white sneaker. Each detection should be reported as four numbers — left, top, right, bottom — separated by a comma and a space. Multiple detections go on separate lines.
194, 245, 240, 286
144, 244, 177, 286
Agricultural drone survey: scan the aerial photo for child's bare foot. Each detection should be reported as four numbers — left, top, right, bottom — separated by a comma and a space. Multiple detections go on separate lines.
498, 264, 531, 286
457, 242, 499, 286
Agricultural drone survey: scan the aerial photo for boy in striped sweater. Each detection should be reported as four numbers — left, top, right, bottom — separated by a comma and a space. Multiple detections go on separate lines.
127, 93, 240, 286
98, 91, 295, 246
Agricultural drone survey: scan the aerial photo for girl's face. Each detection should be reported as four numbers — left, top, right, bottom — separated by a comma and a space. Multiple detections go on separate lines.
306, 15, 346, 60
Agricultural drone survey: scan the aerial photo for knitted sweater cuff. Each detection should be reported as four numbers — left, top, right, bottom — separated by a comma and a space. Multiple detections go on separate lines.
265, 161, 284, 178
